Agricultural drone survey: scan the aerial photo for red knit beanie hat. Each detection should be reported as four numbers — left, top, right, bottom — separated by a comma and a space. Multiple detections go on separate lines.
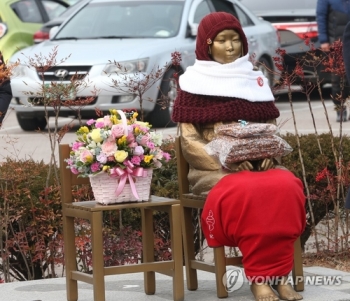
195, 12, 248, 61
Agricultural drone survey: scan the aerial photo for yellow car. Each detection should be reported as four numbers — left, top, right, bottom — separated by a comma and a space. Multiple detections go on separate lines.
0, 0, 69, 62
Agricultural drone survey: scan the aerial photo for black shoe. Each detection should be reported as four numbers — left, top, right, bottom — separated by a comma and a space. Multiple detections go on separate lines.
336, 110, 347, 122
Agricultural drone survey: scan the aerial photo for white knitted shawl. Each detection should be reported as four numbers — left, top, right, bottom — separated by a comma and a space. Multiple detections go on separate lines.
179, 54, 275, 102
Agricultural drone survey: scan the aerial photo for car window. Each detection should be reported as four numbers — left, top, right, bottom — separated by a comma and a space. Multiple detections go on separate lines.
42, 0, 68, 19
11, 0, 43, 23
234, 4, 253, 27
210, 0, 237, 17
239, 0, 317, 10
193, 1, 211, 23
55, 1, 185, 39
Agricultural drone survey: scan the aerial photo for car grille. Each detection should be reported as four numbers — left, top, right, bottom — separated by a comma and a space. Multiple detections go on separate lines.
36, 66, 91, 81
28, 96, 97, 106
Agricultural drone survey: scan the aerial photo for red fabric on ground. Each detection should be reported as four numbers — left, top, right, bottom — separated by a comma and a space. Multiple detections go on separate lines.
201, 169, 306, 278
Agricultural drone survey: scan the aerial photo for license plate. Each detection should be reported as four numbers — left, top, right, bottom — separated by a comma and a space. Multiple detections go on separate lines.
44, 83, 77, 101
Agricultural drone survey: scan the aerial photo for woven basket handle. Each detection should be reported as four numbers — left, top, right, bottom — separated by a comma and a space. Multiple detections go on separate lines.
117, 109, 128, 136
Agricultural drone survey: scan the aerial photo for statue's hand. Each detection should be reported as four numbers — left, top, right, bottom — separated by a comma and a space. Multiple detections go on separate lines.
237, 160, 254, 171
258, 158, 275, 171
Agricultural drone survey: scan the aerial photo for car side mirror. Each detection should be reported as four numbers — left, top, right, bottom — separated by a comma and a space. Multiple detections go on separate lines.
49, 26, 59, 39
189, 23, 198, 37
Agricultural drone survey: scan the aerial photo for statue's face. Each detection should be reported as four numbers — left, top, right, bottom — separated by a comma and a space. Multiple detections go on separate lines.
210, 29, 242, 64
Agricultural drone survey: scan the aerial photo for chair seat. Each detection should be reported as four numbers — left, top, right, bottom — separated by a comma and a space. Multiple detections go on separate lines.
64, 195, 179, 212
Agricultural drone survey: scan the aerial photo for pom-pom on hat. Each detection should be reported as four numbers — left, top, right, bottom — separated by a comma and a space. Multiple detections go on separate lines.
195, 12, 248, 61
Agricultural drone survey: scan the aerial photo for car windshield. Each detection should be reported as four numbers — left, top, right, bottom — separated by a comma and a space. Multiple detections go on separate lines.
54, 1, 184, 40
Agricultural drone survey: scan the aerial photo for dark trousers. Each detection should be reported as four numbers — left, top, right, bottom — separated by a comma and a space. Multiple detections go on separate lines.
331, 73, 349, 107
0, 81, 12, 125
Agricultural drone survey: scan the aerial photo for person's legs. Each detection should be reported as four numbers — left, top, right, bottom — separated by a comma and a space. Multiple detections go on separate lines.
0, 80, 12, 127
331, 73, 347, 122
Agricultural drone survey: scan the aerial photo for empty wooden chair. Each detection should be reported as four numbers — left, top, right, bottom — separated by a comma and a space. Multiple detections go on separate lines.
59, 143, 184, 301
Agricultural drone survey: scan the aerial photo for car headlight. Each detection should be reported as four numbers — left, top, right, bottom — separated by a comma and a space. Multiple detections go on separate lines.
102, 58, 148, 75
10, 64, 30, 78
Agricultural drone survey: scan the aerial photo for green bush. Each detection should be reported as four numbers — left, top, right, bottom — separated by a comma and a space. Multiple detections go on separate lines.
0, 158, 61, 281
282, 133, 350, 248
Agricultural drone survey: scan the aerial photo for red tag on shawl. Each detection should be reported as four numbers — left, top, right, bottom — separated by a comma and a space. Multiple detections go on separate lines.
257, 77, 264, 87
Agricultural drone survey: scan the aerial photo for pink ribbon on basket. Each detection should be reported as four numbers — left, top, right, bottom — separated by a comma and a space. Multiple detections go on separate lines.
110, 161, 149, 200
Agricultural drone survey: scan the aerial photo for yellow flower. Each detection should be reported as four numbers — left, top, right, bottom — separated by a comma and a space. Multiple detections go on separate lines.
135, 120, 150, 127
79, 126, 89, 134
133, 112, 138, 119
90, 129, 103, 143
110, 109, 117, 115
134, 127, 140, 135
110, 114, 118, 124
117, 135, 126, 146
103, 165, 109, 172
144, 155, 154, 163
115, 150, 128, 163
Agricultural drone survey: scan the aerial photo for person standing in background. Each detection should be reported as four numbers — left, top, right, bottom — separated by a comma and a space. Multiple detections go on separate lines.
0, 51, 12, 128
342, 21, 350, 209
316, 0, 350, 122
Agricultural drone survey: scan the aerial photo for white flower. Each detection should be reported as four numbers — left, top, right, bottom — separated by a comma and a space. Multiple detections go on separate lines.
150, 131, 163, 146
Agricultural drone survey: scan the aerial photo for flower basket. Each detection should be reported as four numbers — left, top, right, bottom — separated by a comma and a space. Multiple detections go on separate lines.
89, 169, 153, 205
65, 109, 171, 204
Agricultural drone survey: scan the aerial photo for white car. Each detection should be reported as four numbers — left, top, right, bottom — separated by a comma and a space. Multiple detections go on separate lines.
10, 0, 280, 131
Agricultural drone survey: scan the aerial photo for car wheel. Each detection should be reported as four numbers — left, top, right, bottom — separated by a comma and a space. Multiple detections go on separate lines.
147, 68, 178, 128
16, 113, 47, 131
257, 57, 273, 87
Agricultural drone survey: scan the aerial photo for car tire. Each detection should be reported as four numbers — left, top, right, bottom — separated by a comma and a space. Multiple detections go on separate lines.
16, 113, 47, 131
257, 57, 273, 87
146, 68, 178, 128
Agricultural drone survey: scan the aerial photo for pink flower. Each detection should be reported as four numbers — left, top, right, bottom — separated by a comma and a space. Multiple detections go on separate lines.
102, 116, 113, 127
95, 121, 105, 128
71, 167, 79, 174
80, 149, 93, 163
101, 138, 118, 156
136, 134, 150, 146
147, 141, 155, 149
163, 152, 171, 162
107, 155, 116, 162
111, 124, 125, 138
86, 119, 95, 126
97, 153, 107, 164
72, 141, 84, 151
128, 141, 138, 148
133, 145, 144, 156
127, 132, 135, 143
90, 162, 101, 172
153, 160, 162, 168
131, 156, 141, 165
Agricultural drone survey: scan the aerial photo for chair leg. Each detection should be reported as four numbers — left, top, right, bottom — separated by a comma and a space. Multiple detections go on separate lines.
169, 204, 184, 301
181, 206, 198, 290
91, 212, 106, 301
141, 208, 156, 295
213, 247, 228, 298
63, 213, 78, 301
292, 237, 304, 292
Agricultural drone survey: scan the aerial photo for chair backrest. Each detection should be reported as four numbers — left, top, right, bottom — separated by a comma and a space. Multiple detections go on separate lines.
59, 144, 90, 204
175, 137, 190, 196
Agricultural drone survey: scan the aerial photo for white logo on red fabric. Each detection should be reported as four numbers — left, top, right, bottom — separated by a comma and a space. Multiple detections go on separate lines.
206, 209, 215, 239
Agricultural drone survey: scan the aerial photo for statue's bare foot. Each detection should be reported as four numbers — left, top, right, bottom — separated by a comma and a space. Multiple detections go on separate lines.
251, 283, 279, 301
273, 278, 303, 300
